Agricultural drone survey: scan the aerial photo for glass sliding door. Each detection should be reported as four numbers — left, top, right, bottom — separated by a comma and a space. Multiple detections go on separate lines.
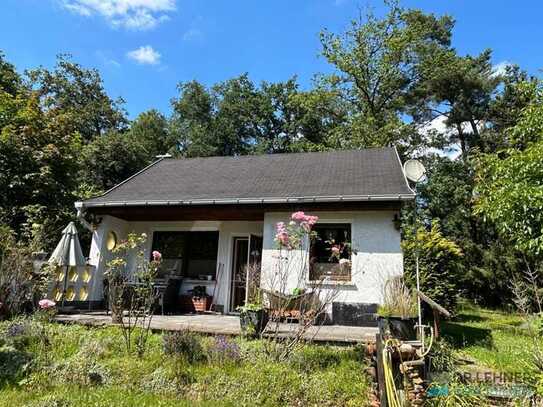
230, 237, 249, 311
230, 235, 263, 312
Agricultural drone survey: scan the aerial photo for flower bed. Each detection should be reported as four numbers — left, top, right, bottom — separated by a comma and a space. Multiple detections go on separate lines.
0, 318, 372, 407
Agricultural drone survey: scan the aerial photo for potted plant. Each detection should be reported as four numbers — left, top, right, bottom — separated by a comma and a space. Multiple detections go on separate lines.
238, 301, 269, 338
377, 276, 418, 340
190, 285, 212, 312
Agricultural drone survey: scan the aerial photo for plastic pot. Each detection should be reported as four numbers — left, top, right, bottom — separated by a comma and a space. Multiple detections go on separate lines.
377, 316, 417, 340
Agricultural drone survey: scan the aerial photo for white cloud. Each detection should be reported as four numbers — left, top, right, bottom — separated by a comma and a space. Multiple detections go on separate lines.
416, 115, 467, 160
492, 61, 511, 77
60, 0, 176, 30
126, 45, 161, 65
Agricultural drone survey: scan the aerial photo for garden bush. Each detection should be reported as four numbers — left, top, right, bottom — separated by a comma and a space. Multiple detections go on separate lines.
1, 319, 46, 352
47, 345, 111, 387
205, 336, 240, 365
0, 345, 33, 385
0, 322, 372, 406
0, 226, 48, 318
162, 330, 205, 364
402, 221, 463, 313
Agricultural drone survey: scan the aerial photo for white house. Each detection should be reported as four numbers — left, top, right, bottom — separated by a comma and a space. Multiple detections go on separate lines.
73, 148, 414, 325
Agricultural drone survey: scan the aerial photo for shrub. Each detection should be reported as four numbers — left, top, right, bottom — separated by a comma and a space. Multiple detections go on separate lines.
162, 330, 205, 364
377, 276, 418, 318
0, 345, 33, 384
141, 366, 178, 395
206, 335, 240, 365
0, 226, 48, 317
47, 339, 111, 387
1, 318, 47, 352
402, 221, 463, 313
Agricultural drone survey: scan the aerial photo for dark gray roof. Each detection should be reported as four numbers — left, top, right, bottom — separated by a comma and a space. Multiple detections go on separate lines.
79, 148, 414, 207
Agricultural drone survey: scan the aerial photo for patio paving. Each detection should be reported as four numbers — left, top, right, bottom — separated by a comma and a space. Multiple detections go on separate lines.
55, 312, 378, 344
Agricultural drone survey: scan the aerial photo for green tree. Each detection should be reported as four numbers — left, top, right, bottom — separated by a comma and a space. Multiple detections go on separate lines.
171, 75, 340, 156
0, 92, 82, 247
0, 52, 22, 97
80, 131, 148, 192
475, 128, 543, 257
319, 1, 454, 153
402, 222, 463, 312
413, 155, 520, 305
26, 54, 127, 142
412, 50, 500, 158
129, 109, 177, 158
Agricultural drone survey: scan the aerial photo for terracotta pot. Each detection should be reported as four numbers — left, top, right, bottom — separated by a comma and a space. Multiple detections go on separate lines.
192, 296, 212, 312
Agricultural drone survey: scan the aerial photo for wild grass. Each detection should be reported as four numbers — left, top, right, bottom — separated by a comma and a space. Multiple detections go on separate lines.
442, 302, 539, 377
0, 319, 371, 407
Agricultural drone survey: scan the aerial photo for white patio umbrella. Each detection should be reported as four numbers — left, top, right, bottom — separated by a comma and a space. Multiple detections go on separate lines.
48, 222, 87, 307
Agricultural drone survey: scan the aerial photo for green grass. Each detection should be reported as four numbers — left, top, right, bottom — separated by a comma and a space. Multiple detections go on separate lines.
0, 319, 372, 407
0, 386, 212, 407
441, 303, 540, 377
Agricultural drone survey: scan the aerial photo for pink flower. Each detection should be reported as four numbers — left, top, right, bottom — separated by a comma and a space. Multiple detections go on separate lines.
39, 299, 56, 309
291, 212, 318, 230
276, 222, 287, 233
291, 211, 307, 222
152, 250, 162, 262
331, 246, 341, 255
276, 231, 290, 246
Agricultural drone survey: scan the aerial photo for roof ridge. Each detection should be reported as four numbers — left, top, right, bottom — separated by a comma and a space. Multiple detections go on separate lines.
163, 147, 395, 162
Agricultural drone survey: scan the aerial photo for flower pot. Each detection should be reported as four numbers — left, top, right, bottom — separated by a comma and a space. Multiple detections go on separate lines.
192, 296, 212, 312
377, 316, 417, 340
239, 309, 269, 338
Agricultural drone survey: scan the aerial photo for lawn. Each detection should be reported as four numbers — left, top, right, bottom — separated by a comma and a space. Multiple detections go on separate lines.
0, 317, 372, 407
441, 302, 540, 379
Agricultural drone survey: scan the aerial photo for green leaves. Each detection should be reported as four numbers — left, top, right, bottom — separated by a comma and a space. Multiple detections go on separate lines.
475, 141, 543, 257
402, 221, 463, 312
319, 0, 456, 152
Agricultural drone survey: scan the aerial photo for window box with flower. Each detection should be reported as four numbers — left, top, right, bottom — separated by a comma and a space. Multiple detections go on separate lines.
309, 223, 353, 282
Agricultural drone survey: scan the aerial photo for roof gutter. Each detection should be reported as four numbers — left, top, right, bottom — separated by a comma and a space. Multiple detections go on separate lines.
75, 193, 415, 209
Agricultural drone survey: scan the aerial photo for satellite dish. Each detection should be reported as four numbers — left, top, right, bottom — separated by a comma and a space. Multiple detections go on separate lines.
403, 159, 426, 183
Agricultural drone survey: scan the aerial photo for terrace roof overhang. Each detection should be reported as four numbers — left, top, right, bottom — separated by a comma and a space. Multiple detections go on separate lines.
75, 196, 411, 222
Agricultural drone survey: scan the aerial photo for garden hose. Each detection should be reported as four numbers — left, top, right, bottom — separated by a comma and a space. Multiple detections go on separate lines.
416, 325, 434, 358
382, 329, 434, 407
382, 339, 403, 407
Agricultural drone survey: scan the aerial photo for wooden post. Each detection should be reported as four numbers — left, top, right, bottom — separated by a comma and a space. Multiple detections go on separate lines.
376, 333, 388, 407
433, 308, 440, 339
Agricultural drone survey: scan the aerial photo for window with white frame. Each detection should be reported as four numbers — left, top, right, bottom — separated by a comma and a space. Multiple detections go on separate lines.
309, 223, 352, 281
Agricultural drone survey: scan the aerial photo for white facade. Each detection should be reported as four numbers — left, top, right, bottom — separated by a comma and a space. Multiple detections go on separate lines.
261, 211, 403, 319
87, 209, 403, 319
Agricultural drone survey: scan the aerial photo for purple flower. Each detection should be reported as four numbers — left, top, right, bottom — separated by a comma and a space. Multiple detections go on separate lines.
210, 335, 240, 363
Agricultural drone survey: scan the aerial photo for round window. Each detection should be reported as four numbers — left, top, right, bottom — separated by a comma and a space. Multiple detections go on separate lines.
106, 231, 118, 251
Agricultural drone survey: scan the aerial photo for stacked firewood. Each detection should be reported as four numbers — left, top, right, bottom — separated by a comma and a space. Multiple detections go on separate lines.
400, 361, 425, 406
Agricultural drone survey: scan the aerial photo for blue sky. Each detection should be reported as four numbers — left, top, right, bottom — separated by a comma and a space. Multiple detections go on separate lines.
1, 0, 541, 118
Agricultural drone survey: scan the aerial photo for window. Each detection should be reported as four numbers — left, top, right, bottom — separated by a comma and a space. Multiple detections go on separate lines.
151, 231, 219, 279
106, 231, 117, 251
309, 223, 352, 281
